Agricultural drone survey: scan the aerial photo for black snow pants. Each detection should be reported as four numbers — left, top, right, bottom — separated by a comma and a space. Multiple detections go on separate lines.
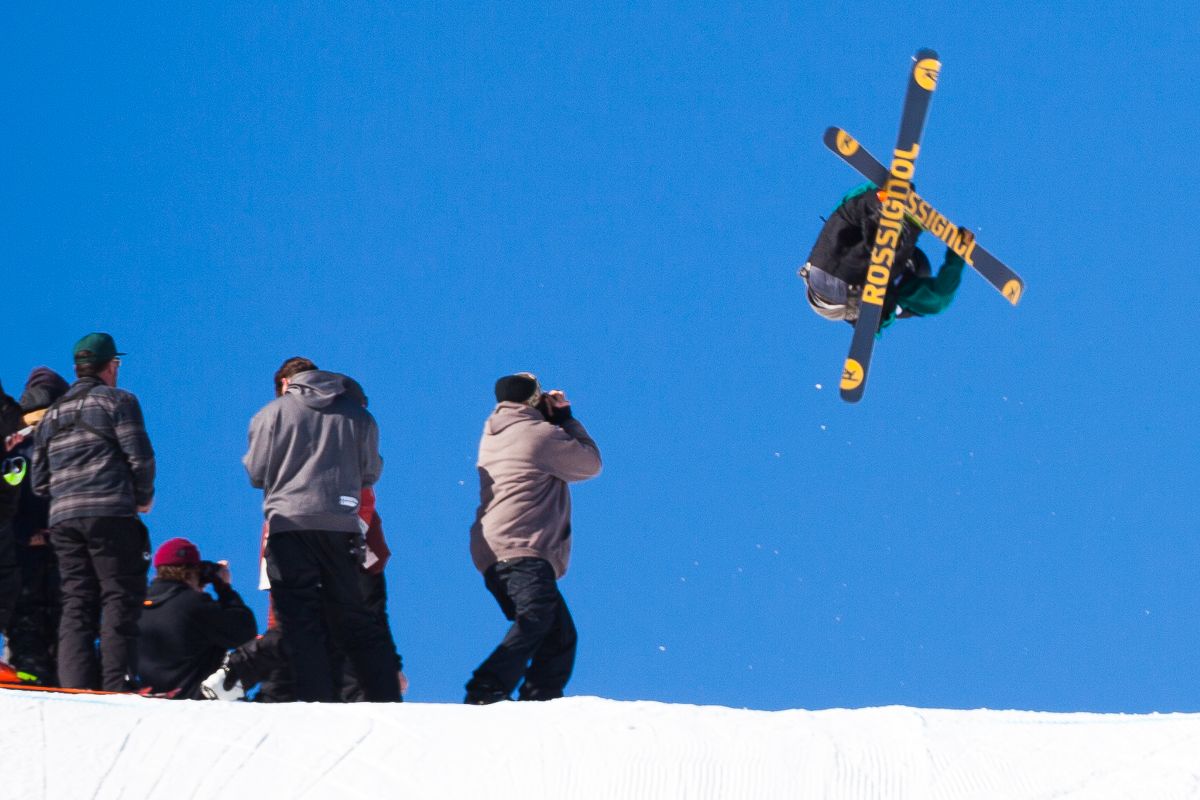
264, 530, 400, 703
0, 522, 18, 637
4, 537, 60, 684
338, 570, 402, 702
51, 516, 149, 691
230, 571, 402, 703
466, 557, 577, 702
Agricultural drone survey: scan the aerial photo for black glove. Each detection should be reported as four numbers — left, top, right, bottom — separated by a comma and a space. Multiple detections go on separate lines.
537, 393, 573, 425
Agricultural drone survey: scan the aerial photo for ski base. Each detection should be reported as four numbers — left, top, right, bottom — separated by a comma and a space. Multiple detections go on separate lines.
824, 126, 1025, 305
840, 48, 941, 403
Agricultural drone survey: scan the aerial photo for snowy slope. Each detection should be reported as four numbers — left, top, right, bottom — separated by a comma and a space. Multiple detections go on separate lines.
2, 690, 1198, 799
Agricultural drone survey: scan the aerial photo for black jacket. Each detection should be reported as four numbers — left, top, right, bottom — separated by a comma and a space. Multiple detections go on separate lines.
137, 578, 257, 699
806, 186, 922, 291
6, 437, 50, 545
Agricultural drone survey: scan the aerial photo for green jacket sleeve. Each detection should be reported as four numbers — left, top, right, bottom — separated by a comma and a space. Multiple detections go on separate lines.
895, 249, 966, 317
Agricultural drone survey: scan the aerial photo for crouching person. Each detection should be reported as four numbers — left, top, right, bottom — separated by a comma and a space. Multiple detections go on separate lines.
137, 538, 257, 698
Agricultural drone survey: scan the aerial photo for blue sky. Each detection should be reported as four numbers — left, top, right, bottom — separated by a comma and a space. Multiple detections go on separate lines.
2, 2, 1197, 711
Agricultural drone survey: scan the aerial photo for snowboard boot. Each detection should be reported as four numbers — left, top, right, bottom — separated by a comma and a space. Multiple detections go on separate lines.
201, 663, 246, 701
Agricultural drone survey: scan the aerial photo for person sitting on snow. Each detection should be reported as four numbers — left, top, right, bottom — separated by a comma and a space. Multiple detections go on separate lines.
136, 538, 257, 699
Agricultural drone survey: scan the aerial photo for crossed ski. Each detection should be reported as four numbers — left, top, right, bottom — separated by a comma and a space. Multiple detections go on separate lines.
823, 127, 1024, 306
838, 49, 941, 403
829, 50, 1023, 403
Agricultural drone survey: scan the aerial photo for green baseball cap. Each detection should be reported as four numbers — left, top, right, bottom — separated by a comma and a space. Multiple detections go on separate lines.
73, 332, 126, 365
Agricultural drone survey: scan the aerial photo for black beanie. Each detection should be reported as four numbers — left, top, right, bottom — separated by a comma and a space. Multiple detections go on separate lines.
494, 374, 539, 404
19, 367, 70, 413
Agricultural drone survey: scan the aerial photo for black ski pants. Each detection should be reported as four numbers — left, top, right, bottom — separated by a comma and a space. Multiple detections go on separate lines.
51, 516, 149, 691
467, 557, 577, 701
230, 571, 402, 703
0, 522, 19, 636
264, 530, 400, 703
4, 537, 60, 684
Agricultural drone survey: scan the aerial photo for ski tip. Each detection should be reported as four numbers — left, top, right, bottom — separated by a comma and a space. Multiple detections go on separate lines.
839, 358, 866, 402
823, 126, 860, 157
1003, 279, 1024, 306
911, 49, 941, 91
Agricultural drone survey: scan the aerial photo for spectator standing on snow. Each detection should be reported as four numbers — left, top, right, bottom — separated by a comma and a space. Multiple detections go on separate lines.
243, 357, 399, 702
31, 334, 155, 691
2, 368, 70, 684
465, 373, 601, 704
137, 537, 257, 699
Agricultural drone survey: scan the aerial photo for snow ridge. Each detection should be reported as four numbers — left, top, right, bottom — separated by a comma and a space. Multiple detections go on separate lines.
2, 691, 1198, 799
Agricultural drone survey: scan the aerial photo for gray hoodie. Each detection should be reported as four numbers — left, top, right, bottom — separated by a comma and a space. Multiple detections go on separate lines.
470, 402, 602, 579
243, 370, 382, 534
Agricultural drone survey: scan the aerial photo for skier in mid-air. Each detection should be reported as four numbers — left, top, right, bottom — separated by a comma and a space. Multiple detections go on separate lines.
800, 182, 966, 328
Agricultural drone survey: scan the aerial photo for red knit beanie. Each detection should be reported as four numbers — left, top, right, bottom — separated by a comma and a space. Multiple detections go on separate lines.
153, 537, 200, 568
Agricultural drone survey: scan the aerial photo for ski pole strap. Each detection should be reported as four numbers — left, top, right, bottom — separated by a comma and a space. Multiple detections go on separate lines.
45, 384, 122, 449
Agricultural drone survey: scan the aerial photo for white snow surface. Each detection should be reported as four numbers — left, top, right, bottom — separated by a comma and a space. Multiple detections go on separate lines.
3, 690, 1199, 799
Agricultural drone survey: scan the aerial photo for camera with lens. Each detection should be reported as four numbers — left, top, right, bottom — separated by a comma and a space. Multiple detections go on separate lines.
198, 560, 225, 586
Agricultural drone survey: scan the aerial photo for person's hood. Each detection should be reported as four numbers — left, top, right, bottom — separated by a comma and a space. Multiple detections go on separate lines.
19, 366, 70, 413
286, 370, 357, 409
485, 402, 545, 435
144, 578, 191, 607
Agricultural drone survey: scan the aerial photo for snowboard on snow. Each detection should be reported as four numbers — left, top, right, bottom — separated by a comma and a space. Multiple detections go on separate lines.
0, 659, 178, 698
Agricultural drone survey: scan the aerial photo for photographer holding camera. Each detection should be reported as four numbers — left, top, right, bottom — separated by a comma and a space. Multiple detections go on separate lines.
465, 373, 602, 704
137, 537, 257, 699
